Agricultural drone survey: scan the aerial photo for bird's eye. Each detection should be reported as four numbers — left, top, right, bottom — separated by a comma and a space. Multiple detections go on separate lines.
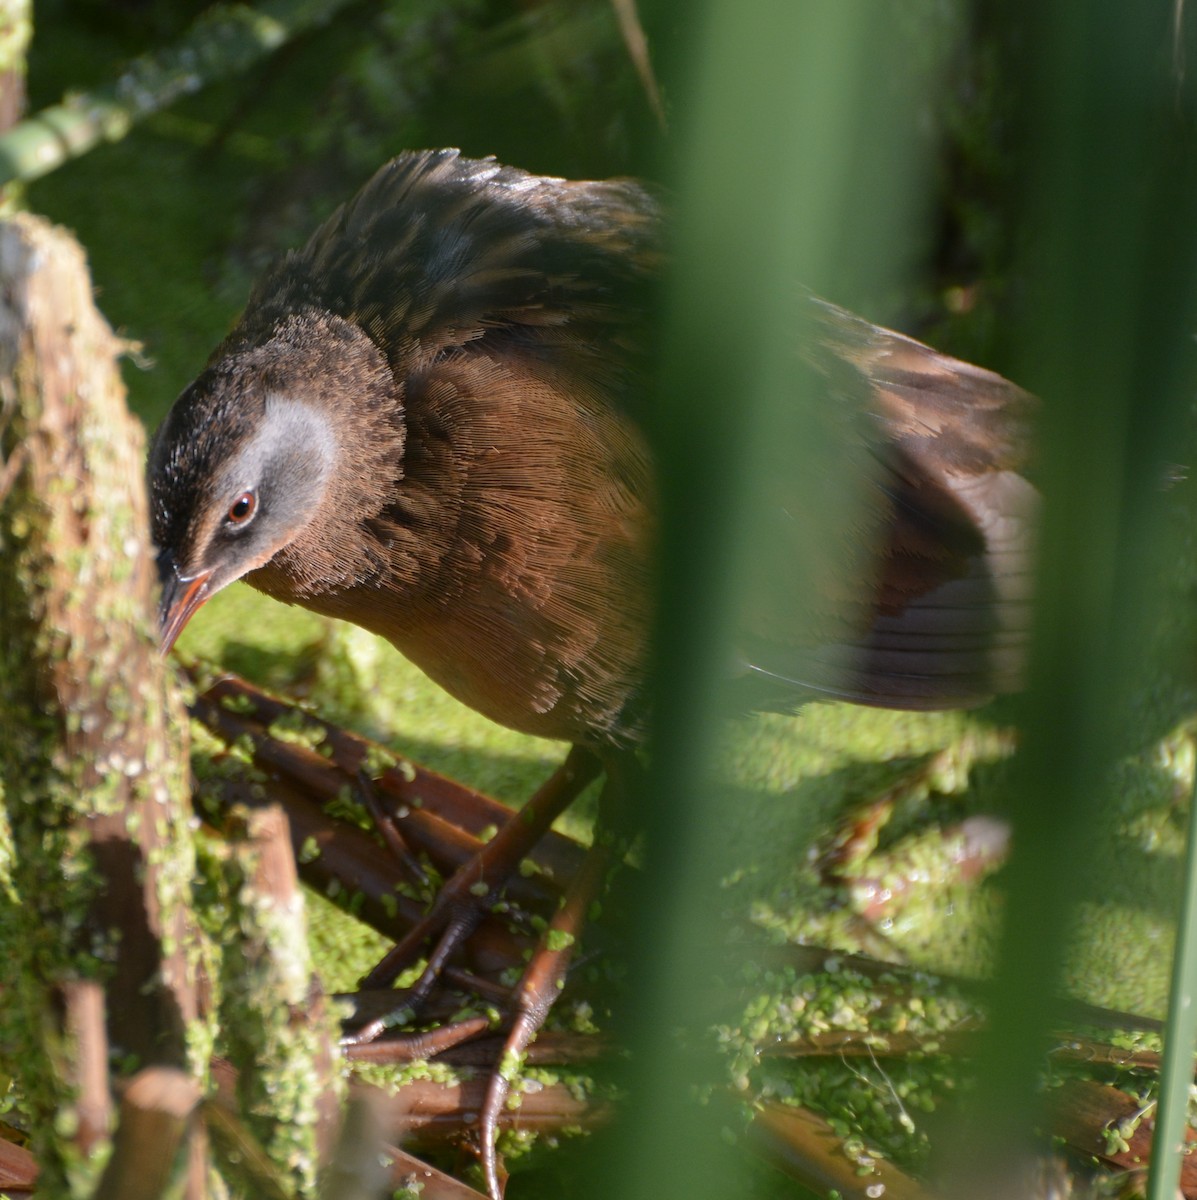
226, 491, 256, 525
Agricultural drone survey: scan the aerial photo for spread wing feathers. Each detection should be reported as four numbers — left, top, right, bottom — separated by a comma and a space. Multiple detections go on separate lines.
734, 297, 1038, 711
212, 148, 1037, 716
226, 149, 662, 402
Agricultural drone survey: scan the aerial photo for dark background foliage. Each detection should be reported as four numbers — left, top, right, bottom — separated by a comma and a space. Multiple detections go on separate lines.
29, 0, 1015, 435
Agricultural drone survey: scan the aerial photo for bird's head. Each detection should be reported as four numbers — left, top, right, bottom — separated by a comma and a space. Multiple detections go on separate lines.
148, 311, 403, 652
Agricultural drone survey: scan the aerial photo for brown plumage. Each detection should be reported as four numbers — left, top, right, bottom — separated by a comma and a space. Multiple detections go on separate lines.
149, 149, 1038, 1198
768, 298, 1037, 709
150, 148, 1036, 749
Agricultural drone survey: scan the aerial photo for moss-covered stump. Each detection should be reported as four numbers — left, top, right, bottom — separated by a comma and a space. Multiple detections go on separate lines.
216, 802, 343, 1195
0, 213, 205, 1196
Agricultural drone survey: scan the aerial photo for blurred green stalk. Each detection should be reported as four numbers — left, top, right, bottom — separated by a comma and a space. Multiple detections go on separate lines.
603, 3, 940, 1198
1153, 762, 1197, 1200
952, 2, 1197, 1196
606, 0, 1197, 1197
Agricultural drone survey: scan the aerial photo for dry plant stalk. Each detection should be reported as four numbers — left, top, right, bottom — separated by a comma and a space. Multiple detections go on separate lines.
93, 1067, 202, 1200
189, 671, 1178, 1197
217, 802, 343, 1188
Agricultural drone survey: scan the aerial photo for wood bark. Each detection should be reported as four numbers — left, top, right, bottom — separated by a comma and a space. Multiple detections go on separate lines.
0, 213, 205, 1194
218, 802, 343, 1194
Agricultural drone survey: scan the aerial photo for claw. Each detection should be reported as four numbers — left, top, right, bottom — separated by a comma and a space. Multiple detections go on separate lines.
352, 747, 602, 1040
479, 827, 617, 1199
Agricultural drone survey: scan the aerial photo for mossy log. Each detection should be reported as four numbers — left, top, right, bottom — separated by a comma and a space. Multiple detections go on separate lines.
217, 802, 343, 1195
0, 213, 206, 1195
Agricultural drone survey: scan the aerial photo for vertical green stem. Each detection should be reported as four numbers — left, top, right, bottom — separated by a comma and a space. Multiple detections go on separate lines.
1150, 753, 1197, 1200
950, 2, 1197, 1192
600, 4, 942, 1197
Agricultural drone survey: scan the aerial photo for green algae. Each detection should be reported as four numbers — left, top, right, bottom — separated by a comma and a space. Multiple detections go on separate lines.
713, 961, 977, 1173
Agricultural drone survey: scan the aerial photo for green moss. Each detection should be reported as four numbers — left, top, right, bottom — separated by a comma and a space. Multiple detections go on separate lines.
353, 1054, 468, 1094
0, 224, 206, 1194
711, 962, 976, 1172
303, 887, 392, 991
215, 812, 343, 1197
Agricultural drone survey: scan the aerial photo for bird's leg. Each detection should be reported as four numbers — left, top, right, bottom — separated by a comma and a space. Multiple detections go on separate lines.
478, 804, 620, 1200
347, 745, 602, 1042
353, 767, 433, 891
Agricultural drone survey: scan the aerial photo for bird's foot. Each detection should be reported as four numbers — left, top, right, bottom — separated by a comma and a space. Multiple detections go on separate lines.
352, 766, 433, 891
345, 745, 602, 1044
477, 831, 616, 1200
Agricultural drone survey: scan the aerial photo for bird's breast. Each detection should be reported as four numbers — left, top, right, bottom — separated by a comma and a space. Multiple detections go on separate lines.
280, 354, 656, 748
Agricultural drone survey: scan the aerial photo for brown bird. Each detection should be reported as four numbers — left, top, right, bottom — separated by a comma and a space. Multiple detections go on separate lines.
148, 149, 1036, 1195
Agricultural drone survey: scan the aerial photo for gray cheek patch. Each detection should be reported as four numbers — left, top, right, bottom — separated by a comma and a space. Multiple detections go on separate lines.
190, 395, 340, 591
220, 394, 336, 511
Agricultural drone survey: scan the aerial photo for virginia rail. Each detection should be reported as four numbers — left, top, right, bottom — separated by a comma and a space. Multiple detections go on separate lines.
149, 149, 1036, 1194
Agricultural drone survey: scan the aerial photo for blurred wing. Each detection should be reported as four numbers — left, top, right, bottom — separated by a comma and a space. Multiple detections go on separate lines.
734, 297, 1037, 712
